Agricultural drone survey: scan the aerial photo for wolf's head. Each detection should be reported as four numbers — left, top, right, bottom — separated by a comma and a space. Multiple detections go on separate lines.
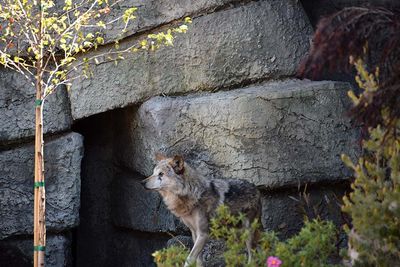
141, 153, 185, 192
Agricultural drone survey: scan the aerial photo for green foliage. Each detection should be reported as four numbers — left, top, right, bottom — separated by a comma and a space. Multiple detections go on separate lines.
211, 205, 339, 267
272, 220, 338, 267
210, 205, 259, 266
154, 205, 340, 267
342, 122, 400, 266
341, 61, 400, 266
152, 245, 190, 267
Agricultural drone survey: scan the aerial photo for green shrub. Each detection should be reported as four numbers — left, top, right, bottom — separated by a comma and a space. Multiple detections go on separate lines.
342, 121, 400, 266
211, 205, 339, 267
209, 205, 260, 266
153, 205, 340, 267
152, 245, 190, 267
340, 60, 400, 266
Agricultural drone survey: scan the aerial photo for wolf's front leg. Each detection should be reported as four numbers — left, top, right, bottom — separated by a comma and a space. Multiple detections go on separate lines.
245, 218, 253, 264
184, 232, 208, 267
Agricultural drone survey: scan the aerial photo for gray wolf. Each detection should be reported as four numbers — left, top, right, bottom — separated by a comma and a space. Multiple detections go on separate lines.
141, 154, 261, 267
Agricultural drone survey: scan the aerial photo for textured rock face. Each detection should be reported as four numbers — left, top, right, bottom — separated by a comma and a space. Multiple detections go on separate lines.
92, 0, 244, 44
0, 68, 72, 144
0, 0, 362, 265
0, 242, 31, 267
0, 132, 83, 239
112, 171, 184, 233
69, 0, 312, 119
0, 234, 72, 267
117, 80, 358, 188
261, 184, 348, 238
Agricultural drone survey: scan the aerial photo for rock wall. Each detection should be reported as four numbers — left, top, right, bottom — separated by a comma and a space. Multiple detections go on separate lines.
0, 73, 83, 266
69, 0, 313, 119
72, 1, 358, 266
0, 0, 381, 266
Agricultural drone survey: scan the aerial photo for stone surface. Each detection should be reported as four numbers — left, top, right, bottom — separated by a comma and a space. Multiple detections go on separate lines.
104, 230, 169, 267
0, 234, 72, 267
201, 239, 226, 267
117, 79, 359, 188
0, 68, 72, 145
90, 0, 243, 44
69, 0, 312, 119
0, 132, 83, 239
260, 183, 348, 238
112, 171, 185, 233
0, 0, 241, 50
0, 242, 31, 267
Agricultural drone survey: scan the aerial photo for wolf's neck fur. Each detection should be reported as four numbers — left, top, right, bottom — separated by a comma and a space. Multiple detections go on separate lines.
160, 164, 210, 217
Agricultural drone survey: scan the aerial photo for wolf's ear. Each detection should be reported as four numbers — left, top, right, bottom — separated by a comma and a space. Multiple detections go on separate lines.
171, 155, 184, 175
155, 152, 166, 161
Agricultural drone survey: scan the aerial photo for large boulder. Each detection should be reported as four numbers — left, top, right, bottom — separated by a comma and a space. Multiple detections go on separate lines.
117, 79, 358, 188
69, 0, 312, 119
0, 234, 72, 267
0, 132, 83, 239
90, 0, 253, 44
0, 68, 72, 145
260, 183, 348, 238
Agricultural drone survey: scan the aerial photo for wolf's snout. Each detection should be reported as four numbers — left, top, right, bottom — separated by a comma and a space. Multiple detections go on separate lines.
140, 178, 149, 189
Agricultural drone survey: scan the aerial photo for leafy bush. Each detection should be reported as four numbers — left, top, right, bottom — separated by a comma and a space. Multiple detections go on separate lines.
153, 205, 340, 267
298, 7, 400, 129
152, 245, 190, 267
342, 121, 400, 266
341, 61, 400, 266
211, 205, 339, 267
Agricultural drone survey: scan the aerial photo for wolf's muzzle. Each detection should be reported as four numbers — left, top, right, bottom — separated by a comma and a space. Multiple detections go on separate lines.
140, 179, 149, 190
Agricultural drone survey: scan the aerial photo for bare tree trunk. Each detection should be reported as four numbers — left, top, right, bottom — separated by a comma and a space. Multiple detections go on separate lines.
34, 1, 45, 266
34, 70, 45, 267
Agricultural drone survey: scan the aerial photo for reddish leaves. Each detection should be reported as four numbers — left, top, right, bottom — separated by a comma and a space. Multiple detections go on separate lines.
298, 7, 400, 128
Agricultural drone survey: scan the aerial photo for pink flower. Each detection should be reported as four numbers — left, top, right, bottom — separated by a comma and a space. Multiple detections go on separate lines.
267, 256, 282, 267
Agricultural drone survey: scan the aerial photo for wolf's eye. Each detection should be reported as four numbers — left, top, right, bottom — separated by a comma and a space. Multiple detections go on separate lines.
158, 172, 164, 177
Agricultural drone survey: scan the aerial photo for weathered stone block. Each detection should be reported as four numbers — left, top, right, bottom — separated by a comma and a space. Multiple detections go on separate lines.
118, 79, 358, 188
92, 0, 245, 44
0, 242, 30, 267
112, 171, 184, 233
260, 183, 348, 238
0, 68, 72, 145
0, 0, 242, 51
0, 234, 72, 267
0, 132, 83, 239
69, 0, 312, 119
